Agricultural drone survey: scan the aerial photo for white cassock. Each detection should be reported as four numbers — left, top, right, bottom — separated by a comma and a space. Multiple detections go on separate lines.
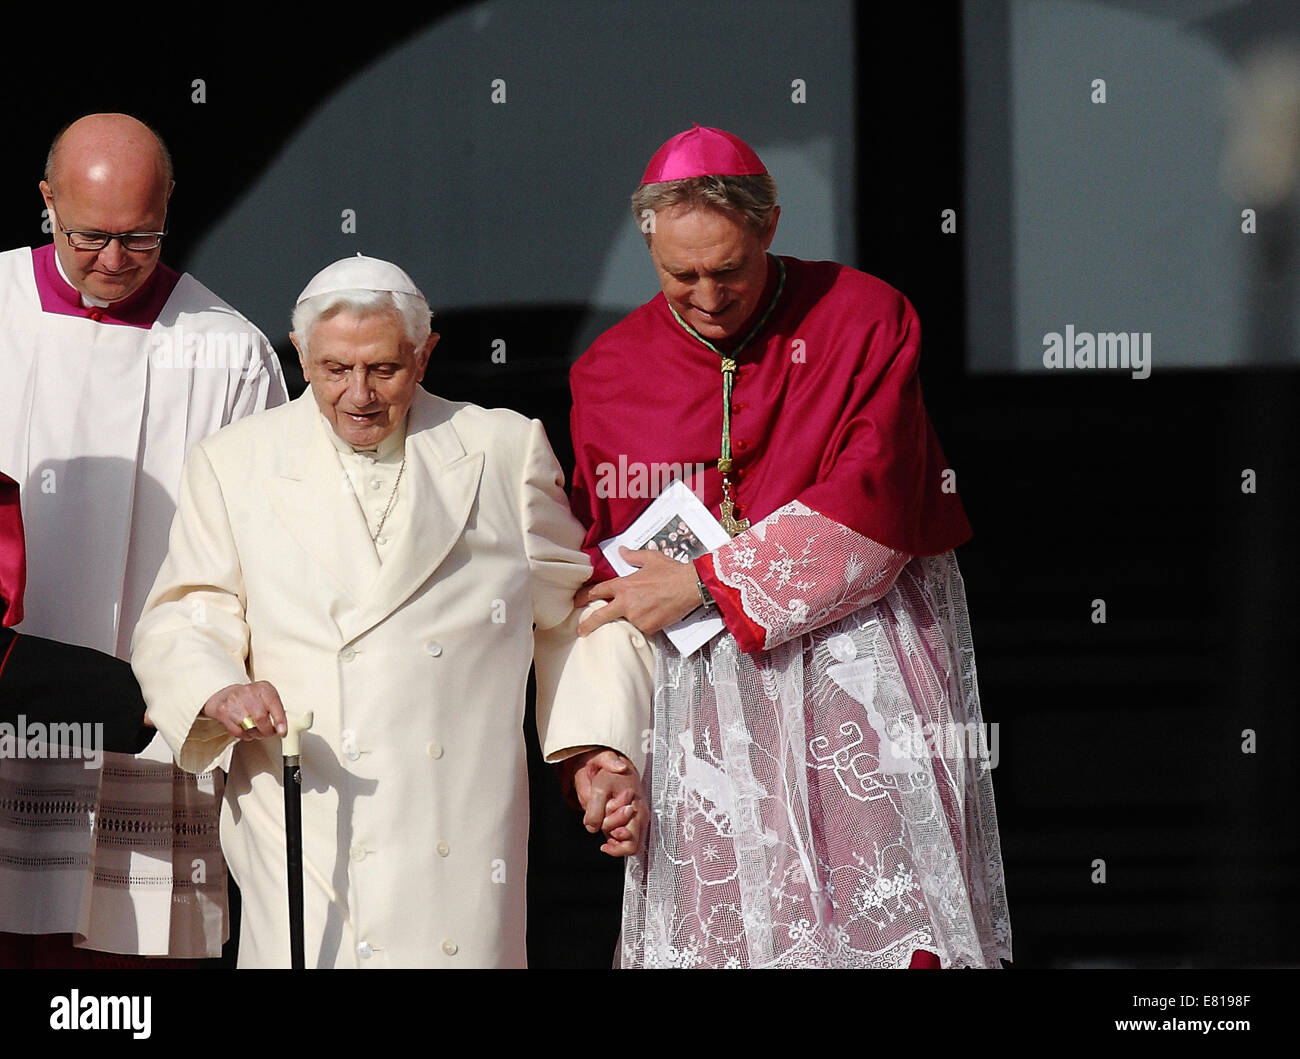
132, 389, 653, 968
0, 244, 286, 956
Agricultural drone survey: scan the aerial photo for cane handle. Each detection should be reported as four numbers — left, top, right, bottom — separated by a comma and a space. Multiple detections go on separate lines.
283, 711, 314, 757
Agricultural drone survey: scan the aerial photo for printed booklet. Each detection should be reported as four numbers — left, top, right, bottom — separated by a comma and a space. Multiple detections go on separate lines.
598, 479, 730, 655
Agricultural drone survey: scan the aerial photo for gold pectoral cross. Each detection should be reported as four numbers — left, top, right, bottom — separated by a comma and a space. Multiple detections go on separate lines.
720, 498, 750, 537
719, 476, 750, 536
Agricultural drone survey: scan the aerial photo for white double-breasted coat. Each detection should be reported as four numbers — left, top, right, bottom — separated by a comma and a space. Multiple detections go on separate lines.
132, 389, 651, 967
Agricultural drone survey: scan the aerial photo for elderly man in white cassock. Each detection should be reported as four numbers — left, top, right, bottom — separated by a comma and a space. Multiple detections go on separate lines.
132, 255, 652, 968
0, 113, 286, 966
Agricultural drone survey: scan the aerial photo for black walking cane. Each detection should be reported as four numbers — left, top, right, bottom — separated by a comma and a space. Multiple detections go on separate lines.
283, 711, 314, 969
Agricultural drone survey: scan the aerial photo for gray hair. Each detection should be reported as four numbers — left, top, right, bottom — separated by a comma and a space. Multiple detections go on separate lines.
631, 173, 778, 239
291, 289, 433, 355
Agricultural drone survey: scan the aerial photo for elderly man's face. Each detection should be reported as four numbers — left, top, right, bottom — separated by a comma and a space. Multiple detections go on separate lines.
295, 309, 436, 448
648, 204, 778, 344
40, 166, 169, 305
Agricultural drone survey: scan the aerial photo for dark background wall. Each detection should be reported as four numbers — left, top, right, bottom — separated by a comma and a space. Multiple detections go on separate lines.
2, 1, 1294, 969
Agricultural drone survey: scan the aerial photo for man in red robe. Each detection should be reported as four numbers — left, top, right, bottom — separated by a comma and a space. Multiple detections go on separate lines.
565, 126, 1011, 968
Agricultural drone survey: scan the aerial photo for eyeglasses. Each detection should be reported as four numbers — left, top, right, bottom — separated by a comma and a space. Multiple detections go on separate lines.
50, 202, 167, 252
59, 225, 167, 252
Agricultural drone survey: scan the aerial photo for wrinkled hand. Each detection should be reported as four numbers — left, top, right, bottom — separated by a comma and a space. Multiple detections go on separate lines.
568, 748, 646, 857
575, 548, 701, 637
202, 681, 288, 741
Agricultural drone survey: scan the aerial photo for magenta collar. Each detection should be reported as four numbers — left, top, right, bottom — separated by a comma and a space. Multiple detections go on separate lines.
32, 243, 181, 329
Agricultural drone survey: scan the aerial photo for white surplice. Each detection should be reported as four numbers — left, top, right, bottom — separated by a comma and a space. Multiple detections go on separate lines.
0, 245, 286, 956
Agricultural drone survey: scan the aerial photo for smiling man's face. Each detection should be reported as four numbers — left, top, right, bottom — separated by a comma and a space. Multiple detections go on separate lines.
648, 203, 777, 344
295, 308, 436, 448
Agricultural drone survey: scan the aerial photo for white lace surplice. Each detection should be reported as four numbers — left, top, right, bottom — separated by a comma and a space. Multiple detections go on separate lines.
620, 502, 1011, 969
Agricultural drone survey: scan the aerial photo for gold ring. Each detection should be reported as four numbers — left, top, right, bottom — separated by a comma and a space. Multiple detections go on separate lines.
239, 716, 257, 732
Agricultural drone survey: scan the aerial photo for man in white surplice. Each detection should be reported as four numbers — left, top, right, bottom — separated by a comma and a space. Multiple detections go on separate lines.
0, 113, 286, 963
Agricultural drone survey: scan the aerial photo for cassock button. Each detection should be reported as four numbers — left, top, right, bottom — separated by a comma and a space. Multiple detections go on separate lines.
340, 647, 357, 663
442, 940, 458, 957
427, 742, 444, 759
425, 641, 443, 657
370, 479, 382, 491
736, 440, 749, 451
375, 535, 388, 546
631, 633, 646, 649
357, 941, 374, 959
350, 847, 367, 862
341, 729, 360, 761
436, 841, 450, 857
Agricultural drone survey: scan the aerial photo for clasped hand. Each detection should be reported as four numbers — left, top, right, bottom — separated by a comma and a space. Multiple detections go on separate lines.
565, 748, 646, 857
575, 547, 701, 637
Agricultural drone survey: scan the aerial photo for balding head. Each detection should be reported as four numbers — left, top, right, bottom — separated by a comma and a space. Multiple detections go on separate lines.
39, 113, 174, 304
45, 113, 173, 190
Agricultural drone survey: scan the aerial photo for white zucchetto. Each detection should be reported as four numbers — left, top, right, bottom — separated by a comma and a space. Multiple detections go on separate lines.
295, 253, 424, 304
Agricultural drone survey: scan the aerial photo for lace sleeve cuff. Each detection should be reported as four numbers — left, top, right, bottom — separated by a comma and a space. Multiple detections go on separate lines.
696, 553, 767, 654
710, 501, 911, 650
